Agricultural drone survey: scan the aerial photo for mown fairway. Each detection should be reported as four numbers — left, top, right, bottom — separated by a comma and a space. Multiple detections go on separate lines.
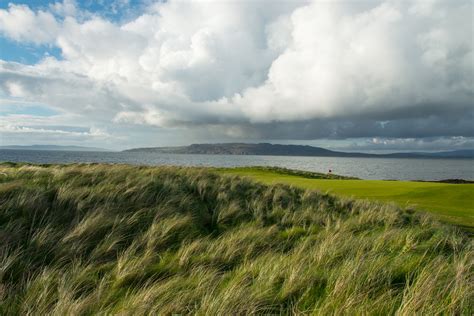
0, 163, 472, 314
218, 167, 474, 228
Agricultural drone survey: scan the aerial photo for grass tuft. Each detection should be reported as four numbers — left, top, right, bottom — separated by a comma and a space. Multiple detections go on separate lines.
0, 163, 472, 314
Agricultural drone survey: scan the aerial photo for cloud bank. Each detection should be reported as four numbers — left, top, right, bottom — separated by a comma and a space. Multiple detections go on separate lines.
0, 0, 472, 148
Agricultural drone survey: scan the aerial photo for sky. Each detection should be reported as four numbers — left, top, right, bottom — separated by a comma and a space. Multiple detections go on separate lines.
0, 0, 472, 152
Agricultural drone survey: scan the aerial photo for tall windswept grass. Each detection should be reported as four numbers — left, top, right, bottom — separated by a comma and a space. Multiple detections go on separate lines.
0, 163, 472, 315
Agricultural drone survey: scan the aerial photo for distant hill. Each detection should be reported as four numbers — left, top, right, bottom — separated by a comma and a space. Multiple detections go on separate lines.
410, 149, 474, 158
381, 149, 474, 159
124, 143, 474, 159
124, 143, 369, 157
0, 145, 112, 152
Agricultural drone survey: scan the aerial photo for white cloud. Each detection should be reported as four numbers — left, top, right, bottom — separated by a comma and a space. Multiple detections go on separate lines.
49, 0, 77, 17
0, 0, 472, 147
0, 111, 112, 148
0, 123, 108, 137
4, 81, 25, 97
0, 4, 60, 44
235, 0, 472, 122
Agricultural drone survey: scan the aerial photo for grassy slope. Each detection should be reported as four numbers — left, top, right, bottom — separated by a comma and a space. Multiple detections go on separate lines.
218, 167, 474, 228
0, 163, 473, 315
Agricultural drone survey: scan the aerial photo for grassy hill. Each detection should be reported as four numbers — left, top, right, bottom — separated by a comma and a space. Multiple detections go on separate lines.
0, 163, 472, 314
218, 167, 474, 228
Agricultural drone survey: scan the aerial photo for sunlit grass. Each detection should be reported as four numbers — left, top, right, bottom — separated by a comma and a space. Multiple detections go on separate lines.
218, 167, 474, 227
0, 163, 472, 314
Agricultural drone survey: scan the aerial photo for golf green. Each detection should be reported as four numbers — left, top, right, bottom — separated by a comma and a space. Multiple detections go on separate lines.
219, 168, 474, 228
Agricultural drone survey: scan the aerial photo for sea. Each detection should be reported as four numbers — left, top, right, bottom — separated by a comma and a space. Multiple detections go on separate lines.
1, 149, 473, 181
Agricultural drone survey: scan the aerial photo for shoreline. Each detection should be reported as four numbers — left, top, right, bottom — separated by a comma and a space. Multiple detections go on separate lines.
1, 161, 474, 183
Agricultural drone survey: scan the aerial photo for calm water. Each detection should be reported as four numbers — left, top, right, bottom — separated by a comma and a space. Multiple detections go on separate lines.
1, 149, 473, 181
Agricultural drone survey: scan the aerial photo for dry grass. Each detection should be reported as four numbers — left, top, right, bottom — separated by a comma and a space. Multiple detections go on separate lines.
0, 163, 472, 315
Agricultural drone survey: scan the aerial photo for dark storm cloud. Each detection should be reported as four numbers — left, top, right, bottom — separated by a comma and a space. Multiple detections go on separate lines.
198, 110, 474, 141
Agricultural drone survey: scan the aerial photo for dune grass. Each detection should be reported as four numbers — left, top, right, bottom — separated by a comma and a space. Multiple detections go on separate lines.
0, 163, 472, 315
218, 167, 474, 228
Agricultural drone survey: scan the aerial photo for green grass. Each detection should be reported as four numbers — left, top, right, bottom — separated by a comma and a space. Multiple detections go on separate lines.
0, 163, 473, 315
218, 167, 474, 228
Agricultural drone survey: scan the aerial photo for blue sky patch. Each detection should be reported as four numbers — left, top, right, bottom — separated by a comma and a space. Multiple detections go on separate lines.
0, 0, 148, 21
0, 103, 59, 117
0, 0, 147, 64
0, 37, 62, 64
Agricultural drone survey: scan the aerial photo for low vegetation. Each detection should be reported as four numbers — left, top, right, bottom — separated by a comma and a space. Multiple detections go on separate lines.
219, 167, 474, 228
216, 166, 358, 180
0, 163, 472, 314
